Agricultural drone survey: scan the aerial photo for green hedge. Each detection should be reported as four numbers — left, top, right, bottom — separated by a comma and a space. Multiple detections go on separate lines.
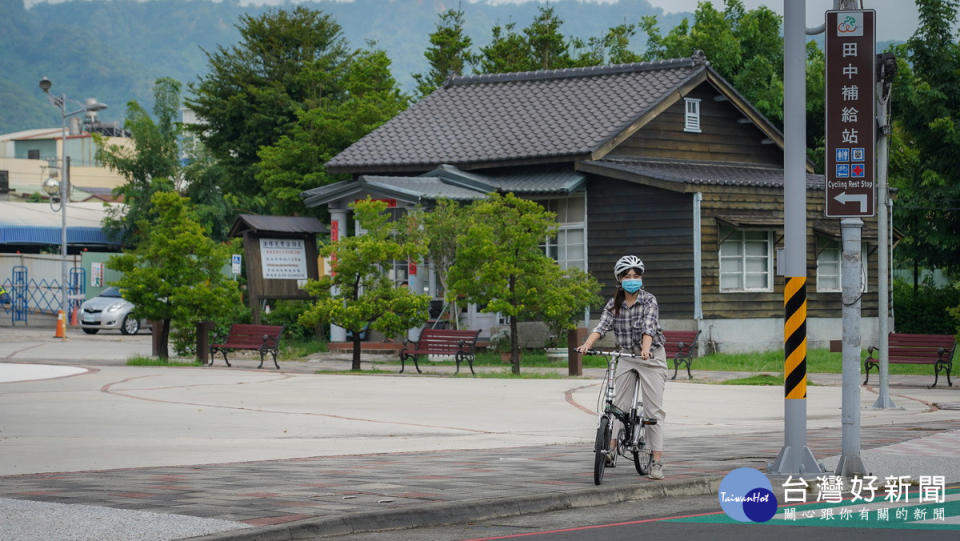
892, 280, 960, 335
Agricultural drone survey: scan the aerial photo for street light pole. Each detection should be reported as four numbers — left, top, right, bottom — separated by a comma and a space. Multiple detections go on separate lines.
39, 77, 106, 332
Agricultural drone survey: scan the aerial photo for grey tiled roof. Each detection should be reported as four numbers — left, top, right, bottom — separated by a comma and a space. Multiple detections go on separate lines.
301, 164, 585, 208
229, 215, 328, 237
583, 158, 825, 189
364, 176, 488, 201
326, 59, 706, 173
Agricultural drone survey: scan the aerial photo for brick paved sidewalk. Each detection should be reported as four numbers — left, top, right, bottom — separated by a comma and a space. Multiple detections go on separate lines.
2, 419, 958, 533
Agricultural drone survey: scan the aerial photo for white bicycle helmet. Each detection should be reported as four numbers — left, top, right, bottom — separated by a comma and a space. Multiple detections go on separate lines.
613, 255, 645, 280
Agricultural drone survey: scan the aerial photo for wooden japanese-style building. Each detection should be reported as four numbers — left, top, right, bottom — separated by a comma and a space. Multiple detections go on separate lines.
301, 53, 883, 353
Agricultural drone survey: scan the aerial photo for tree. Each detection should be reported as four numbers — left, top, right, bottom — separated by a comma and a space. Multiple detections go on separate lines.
299, 199, 430, 370
478, 6, 578, 74
889, 0, 960, 276
412, 9, 476, 98
447, 193, 601, 373
410, 199, 466, 328
256, 47, 409, 216
185, 7, 350, 213
107, 192, 243, 359
95, 77, 181, 247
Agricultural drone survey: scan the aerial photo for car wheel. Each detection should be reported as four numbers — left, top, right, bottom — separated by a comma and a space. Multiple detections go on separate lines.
82, 328, 99, 335
121, 315, 139, 335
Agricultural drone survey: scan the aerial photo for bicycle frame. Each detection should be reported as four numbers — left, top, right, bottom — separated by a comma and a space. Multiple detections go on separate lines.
593, 351, 647, 454
588, 349, 656, 483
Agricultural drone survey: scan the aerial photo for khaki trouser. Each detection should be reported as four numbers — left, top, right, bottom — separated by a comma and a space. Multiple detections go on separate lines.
610, 345, 667, 452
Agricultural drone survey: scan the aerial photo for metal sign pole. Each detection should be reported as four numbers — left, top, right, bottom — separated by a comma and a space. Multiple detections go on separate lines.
837, 218, 867, 476
770, 0, 822, 476
824, 5, 876, 475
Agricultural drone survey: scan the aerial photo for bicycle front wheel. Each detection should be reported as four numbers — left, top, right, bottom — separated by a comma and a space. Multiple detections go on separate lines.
594, 415, 611, 485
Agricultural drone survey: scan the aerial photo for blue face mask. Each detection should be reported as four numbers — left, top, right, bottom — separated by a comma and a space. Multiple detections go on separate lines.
621, 278, 643, 293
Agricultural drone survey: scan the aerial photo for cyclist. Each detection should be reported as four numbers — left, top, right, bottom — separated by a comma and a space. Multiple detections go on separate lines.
576, 255, 667, 480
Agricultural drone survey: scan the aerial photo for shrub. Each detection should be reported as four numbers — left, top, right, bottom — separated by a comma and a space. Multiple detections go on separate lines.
892, 279, 960, 335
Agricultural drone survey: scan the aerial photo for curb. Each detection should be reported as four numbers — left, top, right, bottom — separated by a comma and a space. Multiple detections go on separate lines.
185, 476, 723, 540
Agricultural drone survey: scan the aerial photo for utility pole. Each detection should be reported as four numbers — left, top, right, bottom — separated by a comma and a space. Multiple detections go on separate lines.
770, 0, 823, 476
873, 52, 897, 409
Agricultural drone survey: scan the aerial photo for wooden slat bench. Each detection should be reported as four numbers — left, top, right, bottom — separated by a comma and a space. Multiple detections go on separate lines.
400, 328, 481, 375
865, 333, 956, 388
209, 324, 285, 369
663, 329, 702, 380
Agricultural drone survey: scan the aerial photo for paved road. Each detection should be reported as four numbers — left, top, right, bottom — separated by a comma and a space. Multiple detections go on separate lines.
1, 327, 959, 540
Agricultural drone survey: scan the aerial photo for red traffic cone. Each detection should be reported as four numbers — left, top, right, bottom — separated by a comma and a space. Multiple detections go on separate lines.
70, 305, 79, 327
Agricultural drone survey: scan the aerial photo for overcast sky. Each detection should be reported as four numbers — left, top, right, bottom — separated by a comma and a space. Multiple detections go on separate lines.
22, 0, 926, 42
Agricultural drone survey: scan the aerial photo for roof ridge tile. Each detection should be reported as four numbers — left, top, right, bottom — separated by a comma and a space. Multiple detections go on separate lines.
445, 58, 698, 87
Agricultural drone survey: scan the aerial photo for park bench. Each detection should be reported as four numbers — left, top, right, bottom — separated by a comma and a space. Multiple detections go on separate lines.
400, 328, 481, 375
209, 324, 284, 369
663, 329, 702, 380
864, 333, 956, 389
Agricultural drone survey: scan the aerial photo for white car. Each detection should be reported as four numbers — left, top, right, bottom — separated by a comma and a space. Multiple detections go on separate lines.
79, 287, 144, 335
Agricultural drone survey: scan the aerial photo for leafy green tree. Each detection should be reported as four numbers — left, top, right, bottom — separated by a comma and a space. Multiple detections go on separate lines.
181, 144, 234, 243
448, 193, 601, 373
95, 77, 181, 247
413, 9, 476, 98
185, 7, 350, 213
478, 22, 534, 73
601, 23, 644, 65
478, 6, 578, 73
256, 47, 409, 216
108, 192, 243, 359
410, 199, 467, 328
300, 199, 430, 370
889, 0, 960, 276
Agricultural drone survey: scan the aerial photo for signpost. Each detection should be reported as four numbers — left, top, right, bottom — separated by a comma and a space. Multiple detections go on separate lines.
825, 10, 876, 218
826, 8, 875, 478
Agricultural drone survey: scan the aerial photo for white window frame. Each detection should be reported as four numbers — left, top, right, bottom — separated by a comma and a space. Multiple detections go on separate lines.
684, 98, 702, 133
816, 237, 868, 293
538, 194, 586, 271
719, 229, 774, 292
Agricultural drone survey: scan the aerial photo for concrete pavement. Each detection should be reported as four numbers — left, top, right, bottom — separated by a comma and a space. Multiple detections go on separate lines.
1, 326, 959, 539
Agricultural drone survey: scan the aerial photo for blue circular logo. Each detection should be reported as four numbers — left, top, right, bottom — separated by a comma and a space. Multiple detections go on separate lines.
718, 468, 779, 523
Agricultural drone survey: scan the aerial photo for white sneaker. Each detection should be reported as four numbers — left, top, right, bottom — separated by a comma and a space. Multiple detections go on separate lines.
648, 461, 664, 480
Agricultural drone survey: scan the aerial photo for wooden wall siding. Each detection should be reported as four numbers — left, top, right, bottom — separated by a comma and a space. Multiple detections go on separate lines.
697, 184, 879, 319
587, 176, 694, 318
607, 83, 783, 166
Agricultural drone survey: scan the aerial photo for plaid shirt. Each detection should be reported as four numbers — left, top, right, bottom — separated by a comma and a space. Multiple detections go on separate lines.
592, 290, 664, 351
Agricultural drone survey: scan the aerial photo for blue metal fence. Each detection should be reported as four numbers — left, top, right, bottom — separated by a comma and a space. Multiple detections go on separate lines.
6, 266, 86, 325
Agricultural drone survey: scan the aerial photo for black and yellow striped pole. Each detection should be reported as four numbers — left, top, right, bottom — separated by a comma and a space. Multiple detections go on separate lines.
770, 0, 823, 476
784, 277, 807, 400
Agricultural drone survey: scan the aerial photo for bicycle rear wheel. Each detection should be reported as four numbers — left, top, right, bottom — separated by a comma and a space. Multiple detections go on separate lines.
593, 415, 611, 485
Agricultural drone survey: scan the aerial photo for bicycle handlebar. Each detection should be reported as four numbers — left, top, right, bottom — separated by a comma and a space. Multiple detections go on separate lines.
583, 349, 641, 358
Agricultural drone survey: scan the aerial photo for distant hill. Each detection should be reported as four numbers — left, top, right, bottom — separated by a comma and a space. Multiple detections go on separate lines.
1, 0, 697, 133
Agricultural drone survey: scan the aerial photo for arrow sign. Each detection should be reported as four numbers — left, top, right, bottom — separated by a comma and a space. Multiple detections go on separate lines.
833, 191, 868, 212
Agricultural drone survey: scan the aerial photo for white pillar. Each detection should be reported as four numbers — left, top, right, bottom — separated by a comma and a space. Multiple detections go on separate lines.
329, 204, 348, 342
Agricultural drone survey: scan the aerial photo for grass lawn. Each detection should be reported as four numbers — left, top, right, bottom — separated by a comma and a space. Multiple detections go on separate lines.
689, 348, 943, 376
126, 356, 204, 367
